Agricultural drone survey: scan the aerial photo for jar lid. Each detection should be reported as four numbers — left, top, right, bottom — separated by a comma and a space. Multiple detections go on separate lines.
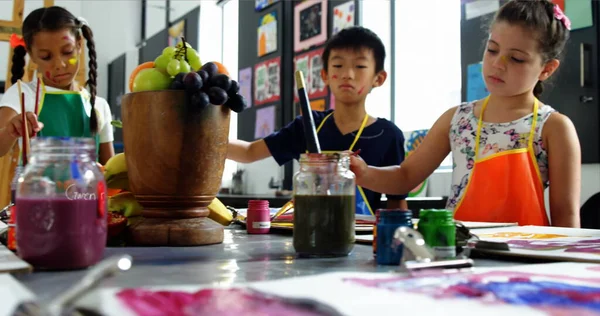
419, 209, 453, 220
248, 200, 269, 208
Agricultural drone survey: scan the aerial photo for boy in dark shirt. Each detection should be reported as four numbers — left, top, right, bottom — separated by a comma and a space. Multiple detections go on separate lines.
227, 26, 407, 214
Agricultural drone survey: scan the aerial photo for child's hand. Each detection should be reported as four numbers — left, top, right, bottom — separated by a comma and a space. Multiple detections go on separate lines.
349, 154, 369, 185
7, 112, 43, 138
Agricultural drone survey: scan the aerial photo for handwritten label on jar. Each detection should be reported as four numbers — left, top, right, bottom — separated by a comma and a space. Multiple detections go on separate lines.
252, 222, 271, 229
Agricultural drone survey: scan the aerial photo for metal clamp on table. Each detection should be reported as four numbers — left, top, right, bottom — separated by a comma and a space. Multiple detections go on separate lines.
393, 226, 474, 273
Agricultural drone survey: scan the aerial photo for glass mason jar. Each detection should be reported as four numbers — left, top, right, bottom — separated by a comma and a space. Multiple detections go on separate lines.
293, 152, 356, 257
16, 137, 107, 270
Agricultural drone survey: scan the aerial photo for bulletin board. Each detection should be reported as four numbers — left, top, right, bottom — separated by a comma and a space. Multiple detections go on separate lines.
236, 0, 359, 143
237, 0, 285, 142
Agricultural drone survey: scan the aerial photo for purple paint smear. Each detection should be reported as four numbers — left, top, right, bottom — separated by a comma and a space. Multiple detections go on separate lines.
344, 271, 600, 316
117, 287, 337, 316
506, 239, 600, 255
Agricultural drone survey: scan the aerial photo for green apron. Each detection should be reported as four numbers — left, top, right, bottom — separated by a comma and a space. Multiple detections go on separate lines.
37, 81, 100, 158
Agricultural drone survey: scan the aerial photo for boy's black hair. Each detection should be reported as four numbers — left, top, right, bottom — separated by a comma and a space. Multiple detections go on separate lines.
322, 26, 386, 73
491, 0, 570, 98
12, 6, 99, 134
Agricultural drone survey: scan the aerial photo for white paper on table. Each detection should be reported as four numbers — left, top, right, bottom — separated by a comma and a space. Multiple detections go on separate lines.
0, 243, 32, 273
0, 273, 36, 316
76, 262, 600, 316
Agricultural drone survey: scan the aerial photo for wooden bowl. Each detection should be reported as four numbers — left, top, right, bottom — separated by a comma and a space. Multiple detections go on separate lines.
121, 90, 230, 246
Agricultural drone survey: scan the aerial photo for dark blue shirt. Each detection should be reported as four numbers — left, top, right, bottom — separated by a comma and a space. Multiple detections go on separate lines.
263, 109, 407, 210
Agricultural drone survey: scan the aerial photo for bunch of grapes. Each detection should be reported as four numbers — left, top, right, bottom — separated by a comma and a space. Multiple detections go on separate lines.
169, 62, 247, 113
154, 42, 202, 76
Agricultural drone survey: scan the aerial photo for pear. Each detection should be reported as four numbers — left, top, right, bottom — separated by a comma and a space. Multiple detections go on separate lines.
104, 153, 129, 190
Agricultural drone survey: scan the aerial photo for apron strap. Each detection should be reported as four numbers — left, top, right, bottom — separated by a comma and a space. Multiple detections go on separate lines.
316, 112, 334, 133
475, 96, 539, 160
315, 111, 369, 150
349, 114, 369, 151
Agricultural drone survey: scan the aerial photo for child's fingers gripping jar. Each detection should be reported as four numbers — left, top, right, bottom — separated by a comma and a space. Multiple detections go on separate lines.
16, 137, 107, 270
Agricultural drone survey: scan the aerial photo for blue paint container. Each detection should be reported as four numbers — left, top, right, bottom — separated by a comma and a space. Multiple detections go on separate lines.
376, 209, 413, 265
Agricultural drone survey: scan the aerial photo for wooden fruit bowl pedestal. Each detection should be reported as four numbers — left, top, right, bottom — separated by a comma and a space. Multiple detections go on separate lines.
121, 90, 230, 246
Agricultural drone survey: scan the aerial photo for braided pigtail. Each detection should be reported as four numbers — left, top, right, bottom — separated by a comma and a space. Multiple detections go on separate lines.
10, 46, 27, 85
81, 24, 98, 134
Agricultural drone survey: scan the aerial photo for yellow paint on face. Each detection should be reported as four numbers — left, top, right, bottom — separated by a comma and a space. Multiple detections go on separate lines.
68, 58, 77, 65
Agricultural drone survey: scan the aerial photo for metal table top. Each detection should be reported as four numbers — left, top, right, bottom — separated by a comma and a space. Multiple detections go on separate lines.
13, 226, 531, 305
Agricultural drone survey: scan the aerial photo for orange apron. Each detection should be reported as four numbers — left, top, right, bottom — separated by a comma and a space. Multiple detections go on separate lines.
453, 96, 549, 226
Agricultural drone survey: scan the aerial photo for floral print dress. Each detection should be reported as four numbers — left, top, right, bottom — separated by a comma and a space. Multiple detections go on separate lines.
446, 101, 556, 211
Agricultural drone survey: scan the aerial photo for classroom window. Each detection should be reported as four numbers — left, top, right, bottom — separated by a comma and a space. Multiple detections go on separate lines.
360, 0, 392, 121
221, 0, 240, 187
393, 0, 461, 168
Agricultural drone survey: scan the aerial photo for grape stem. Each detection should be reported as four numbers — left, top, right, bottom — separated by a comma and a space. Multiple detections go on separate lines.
181, 36, 189, 63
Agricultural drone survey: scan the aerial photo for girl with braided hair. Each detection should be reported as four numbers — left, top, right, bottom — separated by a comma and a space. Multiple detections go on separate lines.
0, 6, 114, 164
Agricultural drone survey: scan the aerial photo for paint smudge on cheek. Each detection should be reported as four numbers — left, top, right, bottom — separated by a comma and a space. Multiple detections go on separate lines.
332, 75, 338, 79
44, 71, 57, 84
357, 86, 365, 95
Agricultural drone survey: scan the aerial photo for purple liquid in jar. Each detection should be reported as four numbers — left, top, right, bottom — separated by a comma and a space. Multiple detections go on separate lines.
15, 196, 107, 270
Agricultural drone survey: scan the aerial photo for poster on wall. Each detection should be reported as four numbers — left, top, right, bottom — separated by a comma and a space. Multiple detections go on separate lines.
296, 98, 326, 116
294, 47, 327, 102
466, 62, 488, 102
168, 20, 185, 47
255, 0, 279, 12
254, 56, 281, 106
332, 1, 355, 35
254, 105, 276, 139
294, 0, 328, 52
464, 0, 499, 20
238, 67, 253, 108
257, 11, 277, 57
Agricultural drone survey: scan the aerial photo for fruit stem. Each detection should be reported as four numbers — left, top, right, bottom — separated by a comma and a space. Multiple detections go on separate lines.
181, 36, 189, 63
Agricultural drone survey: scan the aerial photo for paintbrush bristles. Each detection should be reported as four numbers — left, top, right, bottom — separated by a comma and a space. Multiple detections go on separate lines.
295, 70, 306, 90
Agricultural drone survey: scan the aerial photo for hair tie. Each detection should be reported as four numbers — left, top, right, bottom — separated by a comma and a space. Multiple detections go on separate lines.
10, 33, 25, 48
76, 16, 89, 27
553, 4, 571, 31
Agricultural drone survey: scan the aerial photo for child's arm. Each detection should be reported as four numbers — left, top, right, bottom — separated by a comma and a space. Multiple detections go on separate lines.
545, 113, 581, 228
227, 139, 272, 163
99, 142, 115, 165
351, 107, 457, 196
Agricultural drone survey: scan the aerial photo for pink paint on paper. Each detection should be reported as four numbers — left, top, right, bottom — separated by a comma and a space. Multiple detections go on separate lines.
116, 287, 336, 316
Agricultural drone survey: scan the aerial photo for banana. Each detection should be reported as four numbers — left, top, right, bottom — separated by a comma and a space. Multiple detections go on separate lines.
104, 153, 127, 181
109, 191, 143, 218
207, 198, 233, 226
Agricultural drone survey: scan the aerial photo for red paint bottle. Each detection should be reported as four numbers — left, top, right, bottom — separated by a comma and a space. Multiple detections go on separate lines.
247, 200, 271, 234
